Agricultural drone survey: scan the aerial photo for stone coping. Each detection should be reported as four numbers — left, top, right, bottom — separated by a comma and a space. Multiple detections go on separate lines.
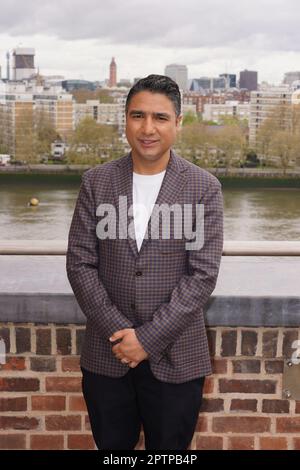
0, 292, 300, 327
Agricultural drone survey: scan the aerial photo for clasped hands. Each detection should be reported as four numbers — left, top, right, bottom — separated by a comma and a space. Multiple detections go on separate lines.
109, 328, 149, 368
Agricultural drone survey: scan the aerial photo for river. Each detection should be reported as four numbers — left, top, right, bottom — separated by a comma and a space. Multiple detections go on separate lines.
0, 182, 299, 241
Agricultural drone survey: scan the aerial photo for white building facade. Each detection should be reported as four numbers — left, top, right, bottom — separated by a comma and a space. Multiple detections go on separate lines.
249, 86, 293, 147
203, 101, 250, 123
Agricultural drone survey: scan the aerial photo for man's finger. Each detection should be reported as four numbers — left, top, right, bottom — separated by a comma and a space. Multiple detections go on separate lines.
109, 329, 127, 342
129, 361, 139, 368
121, 357, 130, 364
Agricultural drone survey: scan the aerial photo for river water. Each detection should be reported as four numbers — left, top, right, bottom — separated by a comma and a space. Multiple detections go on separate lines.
0, 182, 300, 241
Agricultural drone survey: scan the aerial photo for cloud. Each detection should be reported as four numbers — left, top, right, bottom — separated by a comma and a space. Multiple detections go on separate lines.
0, 0, 300, 51
0, 0, 300, 84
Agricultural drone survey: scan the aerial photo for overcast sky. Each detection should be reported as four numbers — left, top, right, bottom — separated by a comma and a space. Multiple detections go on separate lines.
0, 0, 300, 84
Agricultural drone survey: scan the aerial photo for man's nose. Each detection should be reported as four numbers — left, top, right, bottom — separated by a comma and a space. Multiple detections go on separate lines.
141, 117, 155, 134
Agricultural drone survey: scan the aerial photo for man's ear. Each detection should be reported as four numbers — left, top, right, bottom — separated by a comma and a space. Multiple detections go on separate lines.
176, 114, 183, 130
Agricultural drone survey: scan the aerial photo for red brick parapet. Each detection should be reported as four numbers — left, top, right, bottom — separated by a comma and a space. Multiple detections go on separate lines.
0, 324, 300, 450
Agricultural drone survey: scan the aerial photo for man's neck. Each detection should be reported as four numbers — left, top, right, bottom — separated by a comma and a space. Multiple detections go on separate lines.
132, 150, 170, 175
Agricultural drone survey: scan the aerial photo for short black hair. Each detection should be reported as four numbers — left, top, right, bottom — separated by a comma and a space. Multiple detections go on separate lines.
125, 74, 181, 117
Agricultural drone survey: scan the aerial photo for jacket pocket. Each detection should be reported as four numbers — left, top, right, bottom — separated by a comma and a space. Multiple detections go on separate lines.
157, 239, 186, 253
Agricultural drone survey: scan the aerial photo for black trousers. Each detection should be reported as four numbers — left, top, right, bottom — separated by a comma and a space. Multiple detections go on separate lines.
81, 360, 205, 450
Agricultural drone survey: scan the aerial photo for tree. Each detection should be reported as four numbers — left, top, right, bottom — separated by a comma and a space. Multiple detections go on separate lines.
182, 111, 199, 126
0, 107, 9, 154
71, 88, 114, 104
256, 104, 300, 170
14, 107, 37, 163
177, 120, 247, 169
214, 125, 246, 171
13, 108, 60, 163
177, 123, 209, 165
66, 117, 123, 164
35, 110, 60, 158
269, 130, 299, 174
256, 117, 275, 162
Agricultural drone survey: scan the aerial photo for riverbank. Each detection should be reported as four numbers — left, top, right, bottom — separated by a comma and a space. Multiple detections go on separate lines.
1, 164, 300, 187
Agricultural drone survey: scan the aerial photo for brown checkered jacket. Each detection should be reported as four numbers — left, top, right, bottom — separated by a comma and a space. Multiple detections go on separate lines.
66, 150, 223, 383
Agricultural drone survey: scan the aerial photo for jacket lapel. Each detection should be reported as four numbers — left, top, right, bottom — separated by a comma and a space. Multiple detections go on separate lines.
139, 150, 188, 252
111, 150, 188, 257
111, 152, 138, 257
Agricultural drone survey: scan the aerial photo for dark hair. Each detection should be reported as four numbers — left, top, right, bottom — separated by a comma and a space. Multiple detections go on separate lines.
125, 74, 181, 117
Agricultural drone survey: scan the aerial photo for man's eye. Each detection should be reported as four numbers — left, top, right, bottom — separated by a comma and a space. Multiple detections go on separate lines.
132, 114, 142, 118
157, 116, 167, 121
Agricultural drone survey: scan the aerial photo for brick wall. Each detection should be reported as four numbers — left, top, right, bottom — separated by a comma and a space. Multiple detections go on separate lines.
1, 324, 300, 450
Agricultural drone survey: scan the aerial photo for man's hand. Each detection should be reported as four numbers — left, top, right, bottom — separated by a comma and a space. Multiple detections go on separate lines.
109, 328, 149, 368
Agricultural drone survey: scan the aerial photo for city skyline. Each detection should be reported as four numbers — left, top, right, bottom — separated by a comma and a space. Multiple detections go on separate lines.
0, 0, 300, 84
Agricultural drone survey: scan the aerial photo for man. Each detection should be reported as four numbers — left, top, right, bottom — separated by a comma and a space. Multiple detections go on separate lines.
66, 75, 223, 450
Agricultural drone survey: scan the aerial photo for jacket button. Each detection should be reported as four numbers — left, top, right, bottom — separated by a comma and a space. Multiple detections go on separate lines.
131, 304, 136, 310
135, 271, 143, 277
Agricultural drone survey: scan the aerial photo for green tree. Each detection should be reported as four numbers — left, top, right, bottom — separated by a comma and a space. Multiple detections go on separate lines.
177, 120, 247, 169
35, 110, 60, 159
214, 125, 246, 171
0, 107, 9, 154
14, 107, 37, 163
269, 130, 299, 174
256, 104, 300, 169
256, 117, 275, 162
66, 117, 123, 165
182, 111, 199, 126
71, 88, 114, 104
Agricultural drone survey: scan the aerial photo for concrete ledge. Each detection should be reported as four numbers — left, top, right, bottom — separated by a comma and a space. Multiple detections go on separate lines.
206, 296, 300, 326
0, 293, 85, 324
0, 293, 300, 327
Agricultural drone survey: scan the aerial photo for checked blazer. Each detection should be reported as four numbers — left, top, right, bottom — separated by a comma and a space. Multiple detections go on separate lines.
66, 150, 223, 383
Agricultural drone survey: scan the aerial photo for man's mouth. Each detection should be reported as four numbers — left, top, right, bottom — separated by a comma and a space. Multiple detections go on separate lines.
139, 139, 159, 146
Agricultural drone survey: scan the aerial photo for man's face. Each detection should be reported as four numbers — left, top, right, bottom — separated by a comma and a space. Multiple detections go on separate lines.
125, 91, 181, 164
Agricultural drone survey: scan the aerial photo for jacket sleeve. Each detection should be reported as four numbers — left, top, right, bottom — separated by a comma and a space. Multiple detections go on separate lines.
66, 171, 134, 339
135, 179, 224, 364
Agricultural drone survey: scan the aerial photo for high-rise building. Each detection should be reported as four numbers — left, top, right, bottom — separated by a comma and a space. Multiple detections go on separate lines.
239, 70, 258, 91
283, 71, 300, 86
249, 86, 292, 146
12, 48, 35, 81
108, 57, 117, 88
220, 74, 237, 89
164, 64, 188, 90
190, 77, 227, 92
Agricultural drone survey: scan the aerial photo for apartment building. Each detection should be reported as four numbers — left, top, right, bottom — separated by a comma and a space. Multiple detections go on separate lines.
183, 92, 225, 113
75, 98, 123, 131
0, 81, 74, 158
203, 101, 250, 123
249, 86, 293, 146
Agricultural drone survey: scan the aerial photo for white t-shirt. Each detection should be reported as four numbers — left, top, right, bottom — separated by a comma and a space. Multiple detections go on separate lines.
132, 170, 166, 251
